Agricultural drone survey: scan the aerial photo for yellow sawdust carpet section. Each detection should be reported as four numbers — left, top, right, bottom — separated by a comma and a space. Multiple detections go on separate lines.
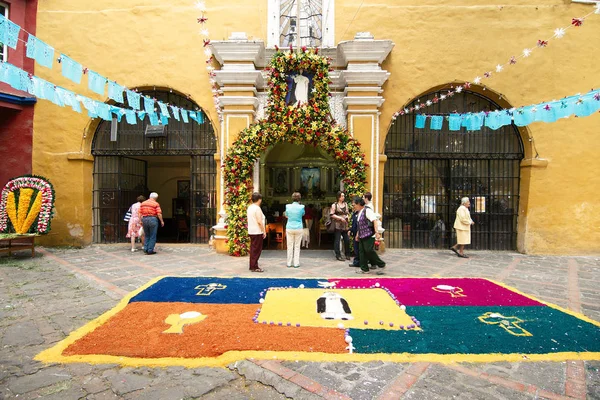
259, 288, 419, 331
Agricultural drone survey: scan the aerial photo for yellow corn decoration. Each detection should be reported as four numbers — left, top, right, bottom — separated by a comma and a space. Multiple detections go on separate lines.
19, 191, 42, 234
6, 192, 18, 231
16, 188, 34, 232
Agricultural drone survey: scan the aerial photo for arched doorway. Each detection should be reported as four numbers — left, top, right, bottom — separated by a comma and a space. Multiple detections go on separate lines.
383, 90, 524, 250
91, 89, 217, 244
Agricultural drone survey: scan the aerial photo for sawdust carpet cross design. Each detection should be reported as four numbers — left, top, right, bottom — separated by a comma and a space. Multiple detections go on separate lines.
36, 277, 600, 367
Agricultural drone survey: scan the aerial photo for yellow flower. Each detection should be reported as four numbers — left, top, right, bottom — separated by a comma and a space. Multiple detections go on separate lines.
16, 189, 34, 231
19, 191, 42, 234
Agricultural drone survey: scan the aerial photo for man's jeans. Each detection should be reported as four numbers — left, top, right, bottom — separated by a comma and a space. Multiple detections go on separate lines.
142, 216, 159, 253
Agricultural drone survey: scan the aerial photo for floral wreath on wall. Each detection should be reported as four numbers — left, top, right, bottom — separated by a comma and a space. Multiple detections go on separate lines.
223, 47, 368, 256
0, 175, 56, 236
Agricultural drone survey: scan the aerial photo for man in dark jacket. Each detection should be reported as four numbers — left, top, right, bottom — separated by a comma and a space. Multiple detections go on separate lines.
348, 209, 361, 267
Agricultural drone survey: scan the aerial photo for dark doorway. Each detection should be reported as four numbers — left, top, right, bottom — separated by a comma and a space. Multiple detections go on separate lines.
383, 90, 524, 250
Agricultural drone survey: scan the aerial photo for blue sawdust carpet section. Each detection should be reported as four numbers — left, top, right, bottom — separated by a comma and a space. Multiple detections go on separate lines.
349, 306, 600, 354
130, 277, 323, 304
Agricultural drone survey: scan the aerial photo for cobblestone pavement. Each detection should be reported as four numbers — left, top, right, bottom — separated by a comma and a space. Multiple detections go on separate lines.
0, 244, 599, 399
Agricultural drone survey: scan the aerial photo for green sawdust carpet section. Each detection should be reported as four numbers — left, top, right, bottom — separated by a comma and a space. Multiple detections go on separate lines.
350, 306, 600, 354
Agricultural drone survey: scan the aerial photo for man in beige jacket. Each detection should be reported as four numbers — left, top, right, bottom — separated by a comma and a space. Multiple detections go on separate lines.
450, 197, 474, 258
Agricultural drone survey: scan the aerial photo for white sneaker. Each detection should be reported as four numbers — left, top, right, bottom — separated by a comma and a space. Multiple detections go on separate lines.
131, 249, 137, 252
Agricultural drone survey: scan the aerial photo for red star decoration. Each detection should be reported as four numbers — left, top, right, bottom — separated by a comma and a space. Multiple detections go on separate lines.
82, 67, 89, 74
509, 56, 517, 65
537, 40, 548, 47
544, 104, 552, 111
571, 18, 583, 27
463, 82, 471, 89
203, 39, 211, 47
197, 16, 208, 23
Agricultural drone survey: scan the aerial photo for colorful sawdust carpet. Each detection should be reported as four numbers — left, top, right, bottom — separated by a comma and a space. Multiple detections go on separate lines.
36, 277, 600, 367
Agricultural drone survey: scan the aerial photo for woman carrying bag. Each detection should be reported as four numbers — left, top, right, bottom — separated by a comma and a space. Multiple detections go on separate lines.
330, 191, 351, 261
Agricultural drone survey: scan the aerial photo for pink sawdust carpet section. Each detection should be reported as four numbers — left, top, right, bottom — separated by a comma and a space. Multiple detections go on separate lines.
333, 278, 544, 306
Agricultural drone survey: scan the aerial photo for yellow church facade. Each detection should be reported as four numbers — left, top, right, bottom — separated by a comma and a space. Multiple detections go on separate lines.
29, 0, 600, 254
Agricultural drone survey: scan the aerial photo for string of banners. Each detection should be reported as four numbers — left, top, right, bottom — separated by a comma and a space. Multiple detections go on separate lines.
0, 61, 205, 126
414, 88, 600, 131
393, 5, 600, 119
0, 14, 205, 125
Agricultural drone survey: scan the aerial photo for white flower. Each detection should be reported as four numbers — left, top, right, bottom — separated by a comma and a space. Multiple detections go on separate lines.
426, 100, 432, 106
195, 1, 207, 12
455, 86, 463, 93
495, 64, 503, 72
553, 28, 566, 39
523, 48, 532, 57
440, 94, 447, 100
473, 76, 482, 84
200, 28, 209, 37
204, 48, 212, 57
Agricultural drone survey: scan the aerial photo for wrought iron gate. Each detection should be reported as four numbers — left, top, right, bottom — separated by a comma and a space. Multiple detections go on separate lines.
191, 156, 217, 244
91, 90, 217, 244
93, 156, 147, 243
383, 90, 524, 250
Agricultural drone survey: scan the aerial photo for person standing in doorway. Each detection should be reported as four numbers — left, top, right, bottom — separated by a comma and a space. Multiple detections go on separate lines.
126, 195, 145, 252
285, 192, 305, 268
450, 197, 474, 258
353, 197, 386, 274
140, 192, 164, 255
247, 192, 266, 272
330, 191, 350, 261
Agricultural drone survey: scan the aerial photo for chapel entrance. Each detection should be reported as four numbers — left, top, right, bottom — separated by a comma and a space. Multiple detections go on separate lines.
91, 90, 217, 244
259, 142, 343, 249
383, 90, 524, 250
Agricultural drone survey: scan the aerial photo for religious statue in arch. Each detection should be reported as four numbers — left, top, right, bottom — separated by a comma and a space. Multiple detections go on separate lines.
285, 69, 313, 105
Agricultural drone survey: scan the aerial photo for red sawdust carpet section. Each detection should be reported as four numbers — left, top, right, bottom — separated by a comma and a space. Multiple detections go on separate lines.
63, 302, 346, 358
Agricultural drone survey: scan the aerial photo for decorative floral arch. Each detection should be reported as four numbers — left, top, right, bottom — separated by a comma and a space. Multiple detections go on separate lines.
223, 48, 367, 256
0, 175, 56, 235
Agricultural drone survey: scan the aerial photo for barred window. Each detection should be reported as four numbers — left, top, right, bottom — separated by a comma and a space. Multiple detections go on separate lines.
268, 0, 334, 48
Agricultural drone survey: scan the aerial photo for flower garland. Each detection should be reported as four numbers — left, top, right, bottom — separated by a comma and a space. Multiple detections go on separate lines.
223, 48, 368, 256
0, 175, 55, 235
195, 1, 223, 122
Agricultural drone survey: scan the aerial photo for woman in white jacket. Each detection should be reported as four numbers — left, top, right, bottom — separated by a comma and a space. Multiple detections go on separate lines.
450, 197, 474, 258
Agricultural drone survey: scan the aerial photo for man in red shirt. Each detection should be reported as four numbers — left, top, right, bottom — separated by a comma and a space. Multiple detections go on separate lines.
139, 192, 164, 255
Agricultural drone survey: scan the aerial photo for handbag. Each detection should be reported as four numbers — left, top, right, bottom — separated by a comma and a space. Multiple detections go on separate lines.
325, 218, 335, 233
124, 207, 132, 222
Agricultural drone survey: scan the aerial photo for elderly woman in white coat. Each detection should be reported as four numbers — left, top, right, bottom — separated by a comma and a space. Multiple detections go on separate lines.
450, 197, 474, 258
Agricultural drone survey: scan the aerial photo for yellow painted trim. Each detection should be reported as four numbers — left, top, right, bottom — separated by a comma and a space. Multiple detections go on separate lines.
35, 276, 600, 368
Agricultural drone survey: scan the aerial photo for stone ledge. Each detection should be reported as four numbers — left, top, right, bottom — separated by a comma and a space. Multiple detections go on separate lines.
520, 158, 549, 168
67, 153, 94, 162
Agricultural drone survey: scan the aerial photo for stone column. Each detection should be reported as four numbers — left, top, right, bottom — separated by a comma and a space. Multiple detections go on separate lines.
338, 33, 393, 215
210, 33, 265, 253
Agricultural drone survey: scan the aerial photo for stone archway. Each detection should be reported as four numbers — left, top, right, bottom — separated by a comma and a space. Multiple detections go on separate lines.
383, 85, 529, 251
90, 88, 218, 244
222, 49, 368, 256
